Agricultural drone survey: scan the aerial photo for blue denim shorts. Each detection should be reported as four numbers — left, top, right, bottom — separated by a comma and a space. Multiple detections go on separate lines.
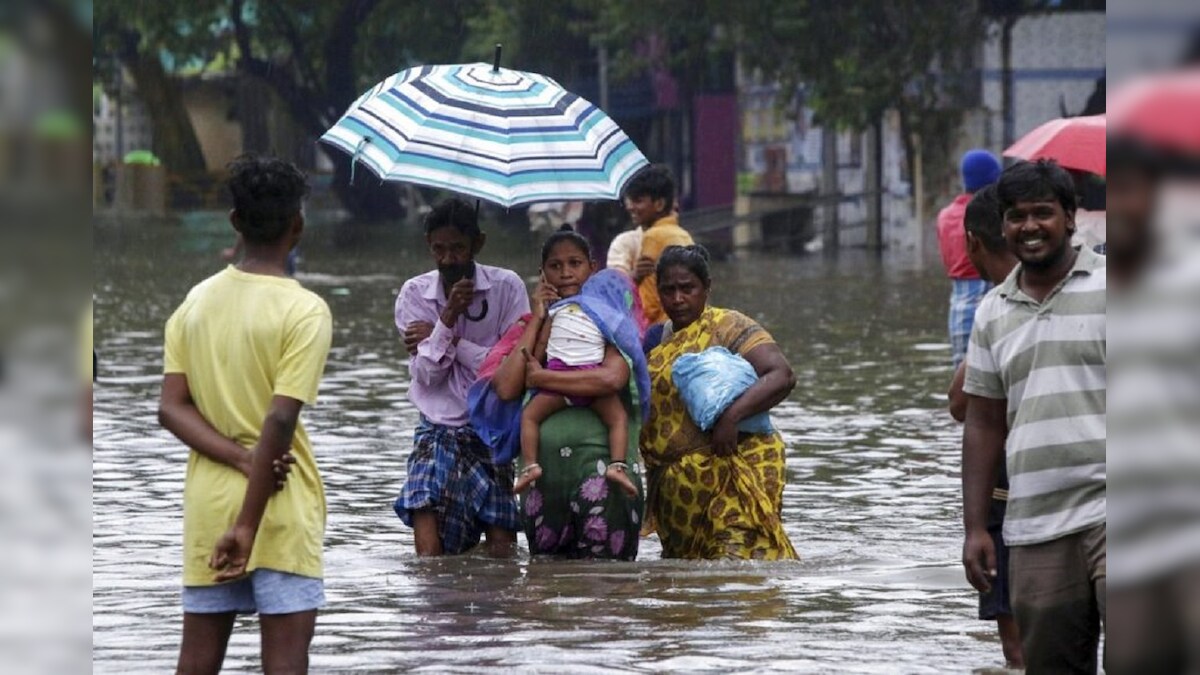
182, 569, 325, 615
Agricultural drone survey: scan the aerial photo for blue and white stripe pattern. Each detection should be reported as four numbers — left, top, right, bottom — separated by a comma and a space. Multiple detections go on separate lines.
321, 63, 649, 207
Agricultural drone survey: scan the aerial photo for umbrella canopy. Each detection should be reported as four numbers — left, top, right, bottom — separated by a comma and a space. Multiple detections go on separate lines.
1108, 69, 1200, 155
320, 62, 649, 208
1003, 114, 1106, 176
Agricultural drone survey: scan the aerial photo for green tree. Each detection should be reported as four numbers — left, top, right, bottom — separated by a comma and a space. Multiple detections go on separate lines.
94, 0, 483, 220
593, 0, 987, 210
460, 0, 598, 80
93, 0, 220, 175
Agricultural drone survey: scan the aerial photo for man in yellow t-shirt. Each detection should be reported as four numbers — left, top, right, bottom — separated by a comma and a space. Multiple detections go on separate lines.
159, 156, 332, 674
623, 164, 694, 325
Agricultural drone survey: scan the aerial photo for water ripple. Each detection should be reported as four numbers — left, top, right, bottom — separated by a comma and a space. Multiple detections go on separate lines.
93, 216, 1003, 673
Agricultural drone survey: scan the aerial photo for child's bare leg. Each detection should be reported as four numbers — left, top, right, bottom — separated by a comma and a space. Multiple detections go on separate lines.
178, 612, 236, 675
515, 393, 567, 493
591, 395, 637, 497
260, 609, 316, 674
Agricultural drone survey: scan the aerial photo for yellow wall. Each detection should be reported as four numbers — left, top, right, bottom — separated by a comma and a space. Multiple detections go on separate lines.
182, 84, 240, 172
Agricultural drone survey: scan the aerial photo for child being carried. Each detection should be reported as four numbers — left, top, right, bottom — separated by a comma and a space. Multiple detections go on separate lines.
513, 274, 639, 498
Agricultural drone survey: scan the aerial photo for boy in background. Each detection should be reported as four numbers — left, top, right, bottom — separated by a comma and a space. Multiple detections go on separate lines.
622, 165, 693, 325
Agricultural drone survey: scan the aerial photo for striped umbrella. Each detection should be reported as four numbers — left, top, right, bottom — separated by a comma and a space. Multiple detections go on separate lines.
320, 61, 649, 208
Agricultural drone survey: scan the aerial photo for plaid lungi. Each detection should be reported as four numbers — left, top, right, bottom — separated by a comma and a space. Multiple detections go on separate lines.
394, 418, 519, 554
948, 278, 992, 368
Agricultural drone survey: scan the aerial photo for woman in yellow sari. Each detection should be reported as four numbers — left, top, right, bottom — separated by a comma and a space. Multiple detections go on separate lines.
641, 245, 798, 560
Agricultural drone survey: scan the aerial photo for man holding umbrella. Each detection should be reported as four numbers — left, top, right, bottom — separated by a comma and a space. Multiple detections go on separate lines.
321, 56, 648, 556
393, 198, 530, 557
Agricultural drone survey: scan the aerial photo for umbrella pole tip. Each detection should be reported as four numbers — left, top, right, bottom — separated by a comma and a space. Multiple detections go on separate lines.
493, 44, 502, 72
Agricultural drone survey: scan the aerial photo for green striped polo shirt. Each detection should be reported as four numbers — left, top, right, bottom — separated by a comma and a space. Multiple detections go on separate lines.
964, 246, 1106, 546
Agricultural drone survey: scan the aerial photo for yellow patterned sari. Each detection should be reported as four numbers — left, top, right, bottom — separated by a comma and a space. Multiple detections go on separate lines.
640, 307, 798, 560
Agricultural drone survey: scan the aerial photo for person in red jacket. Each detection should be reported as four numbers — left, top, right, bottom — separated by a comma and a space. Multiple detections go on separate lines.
937, 149, 1002, 367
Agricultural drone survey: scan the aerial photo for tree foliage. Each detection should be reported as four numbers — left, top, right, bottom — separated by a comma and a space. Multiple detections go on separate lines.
459, 0, 602, 87
96, 0, 1008, 217
94, 0, 484, 219
591, 0, 987, 207
93, 0, 224, 174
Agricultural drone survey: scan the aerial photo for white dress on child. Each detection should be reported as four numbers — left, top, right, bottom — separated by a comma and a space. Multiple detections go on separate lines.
546, 304, 605, 366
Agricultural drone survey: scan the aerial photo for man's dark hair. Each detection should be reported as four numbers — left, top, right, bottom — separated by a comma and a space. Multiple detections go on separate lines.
995, 159, 1077, 217
657, 244, 711, 288
964, 184, 1006, 253
622, 164, 676, 213
227, 155, 309, 244
424, 198, 481, 238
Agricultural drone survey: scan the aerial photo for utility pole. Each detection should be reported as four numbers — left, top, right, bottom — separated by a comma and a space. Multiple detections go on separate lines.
821, 126, 839, 251
865, 118, 883, 251
114, 60, 124, 162
1000, 14, 1017, 148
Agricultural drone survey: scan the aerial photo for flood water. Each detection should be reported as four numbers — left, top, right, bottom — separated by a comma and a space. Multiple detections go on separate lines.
93, 212, 1004, 673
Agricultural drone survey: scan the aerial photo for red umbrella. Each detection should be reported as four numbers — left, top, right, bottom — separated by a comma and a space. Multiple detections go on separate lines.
1108, 69, 1200, 155
1004, 114, 1106, 176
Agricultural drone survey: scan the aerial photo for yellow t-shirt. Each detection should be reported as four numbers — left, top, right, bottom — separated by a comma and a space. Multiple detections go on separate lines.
637, 214, 694, 324
163, 266, 332, 586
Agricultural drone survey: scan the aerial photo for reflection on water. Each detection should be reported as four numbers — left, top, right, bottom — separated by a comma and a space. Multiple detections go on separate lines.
94, 213, 1003, 672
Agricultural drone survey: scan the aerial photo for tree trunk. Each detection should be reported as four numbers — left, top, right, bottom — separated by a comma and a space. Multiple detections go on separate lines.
820, 125, 840, 251
118, 34, 207, 175
38, 3, 92, 133
865, 117, 883, 251
237, 72, 271, 155
235, 0, 402, 221
320, 0, 404, 221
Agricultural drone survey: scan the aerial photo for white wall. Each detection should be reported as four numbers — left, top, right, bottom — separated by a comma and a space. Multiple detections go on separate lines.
980, 12, 1106, 151
92, 78, 154, 166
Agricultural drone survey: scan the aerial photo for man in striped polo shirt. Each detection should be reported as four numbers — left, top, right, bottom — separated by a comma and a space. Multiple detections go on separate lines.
961, 159, 1106, 673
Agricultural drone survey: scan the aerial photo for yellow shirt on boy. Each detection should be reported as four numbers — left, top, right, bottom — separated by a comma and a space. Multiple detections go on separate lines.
164, 266, 332, 586
637, 213, 694, 324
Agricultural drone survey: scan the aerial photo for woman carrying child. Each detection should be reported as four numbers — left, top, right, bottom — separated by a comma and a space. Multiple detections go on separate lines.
474, 229, 648, 559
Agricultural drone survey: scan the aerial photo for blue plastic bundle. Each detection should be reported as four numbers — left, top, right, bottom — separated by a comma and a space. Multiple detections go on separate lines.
671, 346, 774, 434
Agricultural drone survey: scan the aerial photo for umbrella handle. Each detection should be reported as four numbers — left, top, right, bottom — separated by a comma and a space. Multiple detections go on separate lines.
465, 299, 489, 322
